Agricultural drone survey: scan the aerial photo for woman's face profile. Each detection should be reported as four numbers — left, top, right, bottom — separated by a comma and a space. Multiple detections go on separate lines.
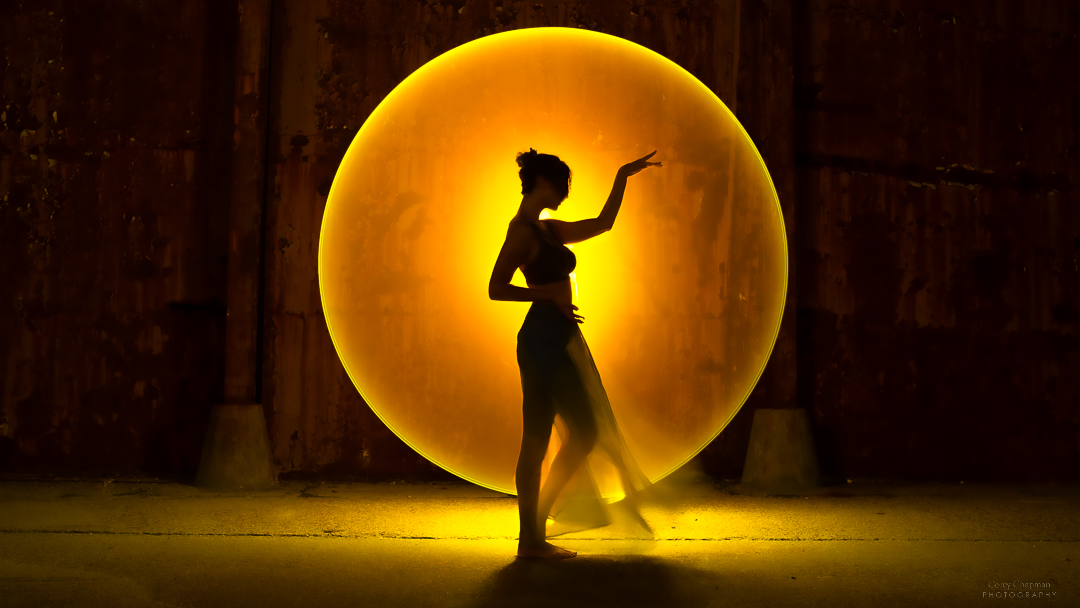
533, 175, 568, 210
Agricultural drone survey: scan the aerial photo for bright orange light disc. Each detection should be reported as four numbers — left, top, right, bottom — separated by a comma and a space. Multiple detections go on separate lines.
319, 27, 787, 496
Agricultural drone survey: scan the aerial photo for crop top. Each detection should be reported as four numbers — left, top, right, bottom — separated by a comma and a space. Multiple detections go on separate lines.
521, 220, 576, 285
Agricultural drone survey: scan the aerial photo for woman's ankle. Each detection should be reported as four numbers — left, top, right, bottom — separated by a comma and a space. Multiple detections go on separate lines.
519, 527, 541, 544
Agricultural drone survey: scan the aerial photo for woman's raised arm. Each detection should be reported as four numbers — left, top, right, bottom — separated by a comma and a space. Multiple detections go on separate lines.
546, 151, 660, 244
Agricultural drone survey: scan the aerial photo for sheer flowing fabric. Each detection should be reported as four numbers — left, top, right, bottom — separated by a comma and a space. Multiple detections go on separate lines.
516, 301, 655, 536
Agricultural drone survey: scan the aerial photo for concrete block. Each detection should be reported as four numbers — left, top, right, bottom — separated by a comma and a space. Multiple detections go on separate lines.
195, 403, 277, 491
741, 408, 820, 491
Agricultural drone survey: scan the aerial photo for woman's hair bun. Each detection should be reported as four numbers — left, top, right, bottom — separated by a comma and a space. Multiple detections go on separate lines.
515, 148, 572, 198
516, 148, 539, 169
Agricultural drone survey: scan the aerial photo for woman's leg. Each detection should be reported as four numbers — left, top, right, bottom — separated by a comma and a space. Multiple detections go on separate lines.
516, 437, 577, 558
535, 357, 599, 534
515, 413, 551, 546
515, 345, 576, 558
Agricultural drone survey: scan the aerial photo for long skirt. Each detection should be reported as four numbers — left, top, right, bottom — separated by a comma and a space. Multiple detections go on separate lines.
516, 300, 652, 533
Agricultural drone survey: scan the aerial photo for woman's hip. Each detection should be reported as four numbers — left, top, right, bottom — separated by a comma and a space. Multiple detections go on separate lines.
517, 302, 578, 374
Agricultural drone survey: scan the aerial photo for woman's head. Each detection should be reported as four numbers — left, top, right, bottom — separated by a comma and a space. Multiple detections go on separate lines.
516, 148, 572, 209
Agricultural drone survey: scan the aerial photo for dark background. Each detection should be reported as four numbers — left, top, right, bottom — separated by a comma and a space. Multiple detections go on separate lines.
1, 0, 1076, 483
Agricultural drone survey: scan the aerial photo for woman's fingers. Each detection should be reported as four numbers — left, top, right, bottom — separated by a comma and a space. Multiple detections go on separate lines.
627, 152, 661, 172
635, 151, 657, 165
560, 303, 584, 323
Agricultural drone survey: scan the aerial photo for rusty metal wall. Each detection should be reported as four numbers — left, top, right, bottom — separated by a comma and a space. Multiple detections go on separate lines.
262, 0, 1080, 483
260, 0, 761, 481
3, 0, 1075, 483
0, 1, 237, 477
699, 0, 800, 480
793, 0, 1079, 481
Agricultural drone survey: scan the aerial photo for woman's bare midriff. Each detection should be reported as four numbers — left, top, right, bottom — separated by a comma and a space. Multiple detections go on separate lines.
524, 277, 572, 305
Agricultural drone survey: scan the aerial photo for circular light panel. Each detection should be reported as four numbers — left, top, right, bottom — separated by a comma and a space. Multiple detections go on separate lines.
319, 27, 787, 496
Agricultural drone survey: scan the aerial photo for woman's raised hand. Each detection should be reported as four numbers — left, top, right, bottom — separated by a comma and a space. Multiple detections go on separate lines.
617, 150, 662, 178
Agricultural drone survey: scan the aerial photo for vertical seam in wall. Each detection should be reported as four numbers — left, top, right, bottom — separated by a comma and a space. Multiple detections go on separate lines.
254, 0, 275, 406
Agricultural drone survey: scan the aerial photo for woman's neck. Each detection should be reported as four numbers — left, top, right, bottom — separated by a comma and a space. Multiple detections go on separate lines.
517, 195, 545, 220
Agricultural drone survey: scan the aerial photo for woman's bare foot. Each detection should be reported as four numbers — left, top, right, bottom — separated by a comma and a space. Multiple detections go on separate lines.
516, 541, 577, 559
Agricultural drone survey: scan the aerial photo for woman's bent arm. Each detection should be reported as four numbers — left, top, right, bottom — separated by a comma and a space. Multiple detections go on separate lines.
489, 282, 555, 303
488, 220, 554, 303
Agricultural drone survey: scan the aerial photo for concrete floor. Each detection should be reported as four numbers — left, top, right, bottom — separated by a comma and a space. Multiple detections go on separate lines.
0, 472, 1075, 607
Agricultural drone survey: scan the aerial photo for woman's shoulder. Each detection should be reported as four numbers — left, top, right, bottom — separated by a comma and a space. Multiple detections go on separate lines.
506, 216, 538, 239
508, 216, 541, 232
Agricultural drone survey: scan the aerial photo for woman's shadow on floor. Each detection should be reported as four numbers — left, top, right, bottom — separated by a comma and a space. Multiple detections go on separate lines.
467, 554, 717, 608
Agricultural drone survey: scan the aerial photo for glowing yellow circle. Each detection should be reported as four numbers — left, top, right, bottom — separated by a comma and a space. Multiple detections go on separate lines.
319, 27, 787, 496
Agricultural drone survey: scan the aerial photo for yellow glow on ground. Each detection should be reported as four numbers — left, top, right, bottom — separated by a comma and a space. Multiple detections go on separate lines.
319, 27, 787, 497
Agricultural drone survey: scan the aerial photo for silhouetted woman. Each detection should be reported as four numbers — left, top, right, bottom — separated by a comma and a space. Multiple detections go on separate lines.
488, 148, 662, 559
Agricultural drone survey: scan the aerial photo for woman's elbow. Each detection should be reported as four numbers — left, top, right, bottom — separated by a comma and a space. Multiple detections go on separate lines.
488, 282, 503, 300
